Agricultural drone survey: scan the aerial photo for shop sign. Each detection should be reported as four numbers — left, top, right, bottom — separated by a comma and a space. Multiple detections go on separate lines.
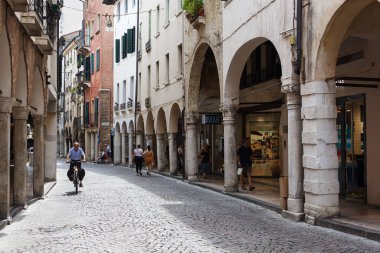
201, 114, 223, 125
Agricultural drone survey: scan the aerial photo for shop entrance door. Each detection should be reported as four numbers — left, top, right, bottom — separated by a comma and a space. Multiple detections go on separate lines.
336, 95, 366, 201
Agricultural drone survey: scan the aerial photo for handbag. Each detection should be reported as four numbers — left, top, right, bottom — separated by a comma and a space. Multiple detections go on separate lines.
237, 168, 243, 175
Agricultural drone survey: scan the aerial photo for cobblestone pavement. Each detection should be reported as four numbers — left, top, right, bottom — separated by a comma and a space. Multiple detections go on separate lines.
0, 160, 379, 253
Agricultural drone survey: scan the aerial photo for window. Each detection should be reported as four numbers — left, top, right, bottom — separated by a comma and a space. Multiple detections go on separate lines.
115, 39, 120, 63
165, 0, 170, 24
85, 101, 89, 125
177, 44, 183, 75
165, 53, 169, 83
124, 0, 128, 13
123, 80, 127, 104
91, 20, 94, 37
148, 10, 151, 40
177, 0, 182, 11
97, 13, 101, 32
117, 2, 120, 22
85, 23, 90, 46
96, 49, 100, 71
94, 97, 98, 126
156, 5, 160, 35
138, 22, 142, 53
116, 83, 120, 105
138, 72, 141, 101
129, 76, 134, 100
147, 65, 151, 96
156, 61, 159, 87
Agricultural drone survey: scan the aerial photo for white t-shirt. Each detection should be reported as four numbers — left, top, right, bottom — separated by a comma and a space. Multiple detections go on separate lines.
134, 148, 143, 157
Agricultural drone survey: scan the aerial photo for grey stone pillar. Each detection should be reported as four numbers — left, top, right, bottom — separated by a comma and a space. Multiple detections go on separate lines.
90, 132, 95, 161
168, 133, 177, 175
120, 132, 125, 164
128, 133, 133, 167
94, 132, 98, 161
33, 114, 44, 197
222, 103, 238, 192
156, 134, 165, 172
185, 113, 198, 181
13, 106, 29, 207
0, 98, 13, 219
282, 78, 304, 221
136, 131, 144, 149
301, 80, 339, 223
114, 131, 121, 164
146, 134, 153, 148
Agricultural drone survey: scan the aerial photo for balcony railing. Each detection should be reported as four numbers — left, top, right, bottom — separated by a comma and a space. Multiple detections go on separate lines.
137, 50, 142, 61
28, 0, 43, 22
114, 104, 119, 112
45, 2, 56, 41
74, 117, 83, 129
145, 40, 151, 52
120, 103, 126, 110
127, 101, 133, 108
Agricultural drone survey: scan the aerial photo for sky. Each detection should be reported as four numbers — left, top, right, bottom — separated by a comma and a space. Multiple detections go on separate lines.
60, 0, 84, 36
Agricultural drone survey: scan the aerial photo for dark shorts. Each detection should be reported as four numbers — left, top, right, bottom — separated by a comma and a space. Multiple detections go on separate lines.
241, 165, 252, 175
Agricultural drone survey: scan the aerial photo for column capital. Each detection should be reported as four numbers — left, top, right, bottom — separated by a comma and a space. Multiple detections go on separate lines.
32, 114, 44, 124
185, 111, 199, 125
287, 91, 301, 107
281, 76, 300, 93
13, 106, 30, 120
156, 134, 164, 140
0, 97, 14, 113
168, 133, 176, 140
220, 102, 237, 121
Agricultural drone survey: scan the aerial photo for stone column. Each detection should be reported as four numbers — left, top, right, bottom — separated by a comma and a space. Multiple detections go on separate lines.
185, 113, 198, 181
146, 134, 153, 148
168, 133, 177, 175
136, 131, 144, 149
94, 132, 98, 161
33, 114, 44, 197
114, 131, 121, 164
90, 132, 95, 161
13, 106, 29, 207
121, 132, 126, 164
301, 80, 339, 224
222, 103, 238, 192
128, 133, 133, 167
156, 134, 165, 172
0, 98, 13, 219
282, 78, 304, 221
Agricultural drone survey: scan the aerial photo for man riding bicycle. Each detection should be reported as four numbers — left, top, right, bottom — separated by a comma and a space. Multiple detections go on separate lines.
66, 142, 86, 187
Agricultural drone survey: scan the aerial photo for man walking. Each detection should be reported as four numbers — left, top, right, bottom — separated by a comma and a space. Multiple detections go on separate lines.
237, 137, 255, 191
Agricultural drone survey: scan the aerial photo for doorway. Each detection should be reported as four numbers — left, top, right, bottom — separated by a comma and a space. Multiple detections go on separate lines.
336, 94, 366, 202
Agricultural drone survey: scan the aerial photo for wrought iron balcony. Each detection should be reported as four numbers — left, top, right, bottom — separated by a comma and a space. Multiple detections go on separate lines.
120, 103, 126, 110
145, 40, 151, 53
137, 50, 142, 61
127, 101, 133, 109
114, 104, 119, 112
20, 0, 44, 36
102, 0, 116, 5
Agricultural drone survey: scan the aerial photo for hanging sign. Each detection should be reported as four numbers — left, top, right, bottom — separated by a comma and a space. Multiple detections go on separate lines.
201, 114, 223, 125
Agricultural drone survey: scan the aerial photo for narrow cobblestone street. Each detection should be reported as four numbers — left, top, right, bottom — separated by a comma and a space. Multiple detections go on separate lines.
0, 160, 379, 253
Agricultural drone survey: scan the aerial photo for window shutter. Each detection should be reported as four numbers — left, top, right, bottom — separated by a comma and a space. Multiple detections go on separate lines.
127, 27, 135, 53
77, 54, 82, 68
85, 101, 89, 125
85, 56, 91, 81
96, 49, 100, 71
90, 53, 94, 74
115, 39, 120, 63
94, 97, 99, 126
122, 34, 127, 59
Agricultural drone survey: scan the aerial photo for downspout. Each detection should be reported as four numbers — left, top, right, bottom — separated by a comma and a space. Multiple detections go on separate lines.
295, 0, 302, 75
134, 0, 140, 147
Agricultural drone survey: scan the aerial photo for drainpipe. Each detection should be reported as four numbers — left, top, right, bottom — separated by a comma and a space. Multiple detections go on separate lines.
295, 0, 302, 75
134, 0, 140, 148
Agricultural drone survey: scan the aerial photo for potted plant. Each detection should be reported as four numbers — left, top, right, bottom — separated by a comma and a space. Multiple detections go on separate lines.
183, 0, 204, 22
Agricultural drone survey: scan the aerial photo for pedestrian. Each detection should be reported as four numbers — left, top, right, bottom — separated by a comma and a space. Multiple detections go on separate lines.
133, 144, 144, 176
104, 144, 112, 162
177, 144, 184, 173
198, 143, 210, 179
237, 137, 255, 191
143, 145, 154, 176
66, 142, 86, 187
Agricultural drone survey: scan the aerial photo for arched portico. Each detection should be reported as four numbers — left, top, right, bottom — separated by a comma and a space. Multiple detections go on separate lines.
114, 122, 121, 164
303, 0, 380, 222
127, 120, 134, 166
155, 108, 167, 172
168, 103, 182, 175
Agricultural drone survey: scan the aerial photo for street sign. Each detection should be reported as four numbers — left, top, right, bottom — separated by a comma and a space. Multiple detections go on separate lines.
201, 114, 223, 125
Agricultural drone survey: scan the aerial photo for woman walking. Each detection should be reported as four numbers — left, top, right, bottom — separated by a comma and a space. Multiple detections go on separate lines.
198, 143, 210, 179
133, 144, 144, 176
143, 145, 154, 176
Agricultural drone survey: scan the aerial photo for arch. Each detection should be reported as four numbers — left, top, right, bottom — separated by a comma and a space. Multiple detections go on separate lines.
224, 37, 283, 102
168, 103, 181, 133
0, 29, 12, 97
136, 115, 144, 133
155, 108, 167, 135
187, 42, 222, 113
128, 120, 135, 133
30, 67, 44, 115
121, 121, 127, 133
145, 111, 154, 135
115, 122, 121, 132
313, 0, 375, 80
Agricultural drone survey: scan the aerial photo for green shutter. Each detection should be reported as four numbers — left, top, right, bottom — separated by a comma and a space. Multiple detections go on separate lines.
85, 101, 89, 125
127, 27, 135, 53
90, 53, 94, 74
115, 39, 120, 63
96, 49, 100, 71
94, 97, 99, 126
122, 34, 127, 59
77, 54, 82, 68
85, 56, 91, 80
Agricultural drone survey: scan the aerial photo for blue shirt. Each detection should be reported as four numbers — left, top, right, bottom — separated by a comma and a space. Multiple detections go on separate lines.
68, 147, 85, 160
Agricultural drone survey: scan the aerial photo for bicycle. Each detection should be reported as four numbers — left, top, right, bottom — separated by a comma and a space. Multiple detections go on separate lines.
67, 160, 84, 194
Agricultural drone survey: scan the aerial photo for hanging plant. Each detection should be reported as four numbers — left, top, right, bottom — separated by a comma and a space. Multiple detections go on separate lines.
183, 0, 204, 19
69, 85, 79, 94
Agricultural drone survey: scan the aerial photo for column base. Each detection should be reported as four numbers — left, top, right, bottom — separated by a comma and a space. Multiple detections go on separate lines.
287, 198, 304, 213
282, 210, 304, 222
188, 175, 199, 182
304, 203, 339, 225
224, 184, 238, 192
